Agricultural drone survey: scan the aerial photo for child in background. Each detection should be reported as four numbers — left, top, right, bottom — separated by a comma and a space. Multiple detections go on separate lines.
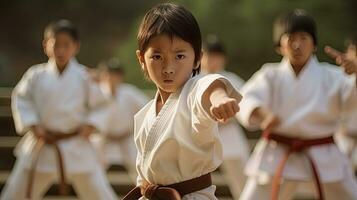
91, 58, 148, 181
238, 10, 357, 200
0, 19, 117, 200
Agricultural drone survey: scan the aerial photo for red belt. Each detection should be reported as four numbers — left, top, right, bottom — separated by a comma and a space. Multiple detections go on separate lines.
262, 131, 334, 200
26, 131, 79, 199
122, 173, 212, 200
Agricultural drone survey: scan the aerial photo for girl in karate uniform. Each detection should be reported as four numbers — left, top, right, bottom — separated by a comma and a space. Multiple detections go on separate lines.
123, 3, 242, 200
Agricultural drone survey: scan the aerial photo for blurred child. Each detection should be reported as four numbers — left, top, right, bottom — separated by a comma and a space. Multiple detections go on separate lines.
123, 3, 242, 200
201, 35, 249, 199
0, 19, 117, 200
91, 58, 148, 181
328, 33, 357, 171
238, 10, 357, 200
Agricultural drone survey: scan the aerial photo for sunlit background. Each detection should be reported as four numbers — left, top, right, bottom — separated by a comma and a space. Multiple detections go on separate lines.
0, 0, 356, 199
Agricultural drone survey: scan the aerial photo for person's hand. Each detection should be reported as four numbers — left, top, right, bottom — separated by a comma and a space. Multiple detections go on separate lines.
251, 107, 280, 132
261, 113, 281, 132
210, 88, 240, 123
325, 46, 357, 75
79, 125, 95, 139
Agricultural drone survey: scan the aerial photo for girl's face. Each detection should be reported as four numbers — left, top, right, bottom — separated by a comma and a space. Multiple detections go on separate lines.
44, 32, 79, 68
137, 34, 199, 98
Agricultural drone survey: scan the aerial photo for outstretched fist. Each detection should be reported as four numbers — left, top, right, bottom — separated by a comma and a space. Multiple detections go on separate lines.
210, 94, 240, 123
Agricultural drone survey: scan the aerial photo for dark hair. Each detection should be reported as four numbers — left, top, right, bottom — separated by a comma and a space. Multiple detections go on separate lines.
137, 3, 202, 76
98, 58, 125, 75
203, 35, 226, 54
44, 19, 79, 41
273, 9, 317, 47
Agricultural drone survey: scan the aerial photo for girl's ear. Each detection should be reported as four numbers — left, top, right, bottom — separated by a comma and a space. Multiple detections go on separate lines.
75, 42, 81, 55
136, 50, 146, 71
275, 46, 282, 56
42, 39, 48, 56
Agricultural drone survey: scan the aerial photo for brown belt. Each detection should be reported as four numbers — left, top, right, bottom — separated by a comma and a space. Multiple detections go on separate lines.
26, 130, 79, 199
122, 173, 212, 200
263, 131, 334, 200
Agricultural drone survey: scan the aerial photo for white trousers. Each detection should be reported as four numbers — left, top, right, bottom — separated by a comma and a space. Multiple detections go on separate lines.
221, 159, 247, 200
239, 165, 357, 200
0, 158, 118, 200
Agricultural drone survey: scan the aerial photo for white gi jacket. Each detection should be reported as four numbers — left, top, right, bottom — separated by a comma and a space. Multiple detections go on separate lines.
12, 58, 108, 173
134, 74, 242, 186
92, 83, 148, 165
238, 56, 357, 182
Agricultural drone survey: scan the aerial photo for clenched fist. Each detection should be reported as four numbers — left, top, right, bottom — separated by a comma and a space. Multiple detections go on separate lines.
209, 88, 240, 123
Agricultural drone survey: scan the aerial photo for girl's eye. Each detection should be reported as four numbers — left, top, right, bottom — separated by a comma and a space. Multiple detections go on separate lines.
152, 55, 161, 60
176, 54, 185, 60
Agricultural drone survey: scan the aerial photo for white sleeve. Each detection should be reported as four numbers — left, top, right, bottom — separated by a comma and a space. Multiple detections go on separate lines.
133, 112, 146, 186
11, 68, 40, 134
340, 74, 357, 113
188, 74, 242, 139
225, 72, 245, 90
86, 102, 111, 133
135, 152, 145, 186
84, 76, 111, 130
237, 66, 273, 130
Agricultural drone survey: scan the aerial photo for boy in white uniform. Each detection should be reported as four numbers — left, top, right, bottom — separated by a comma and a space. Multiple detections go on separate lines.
0, 19, 117, 200
91, 58, 148, 181
123, 3, 243, 200
201, 35, 250, 199
238, 10, 357, 200
333, 34, 357, 171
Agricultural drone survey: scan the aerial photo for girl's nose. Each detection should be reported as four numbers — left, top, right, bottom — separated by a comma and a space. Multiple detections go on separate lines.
163, 62, 175, 74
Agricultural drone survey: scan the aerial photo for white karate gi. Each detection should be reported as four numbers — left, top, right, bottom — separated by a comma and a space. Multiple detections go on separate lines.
91, 83, 148, 181
0, 59, 117, 200
215, 71, 250, 199
134, 74, 242, 199
237, 56, 357, 200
